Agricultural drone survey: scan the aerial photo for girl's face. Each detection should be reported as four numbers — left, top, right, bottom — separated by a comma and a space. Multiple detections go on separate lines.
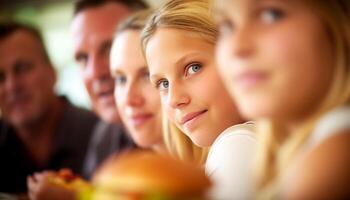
215, 0, 334, 123
146, 28, 241, 147
110, 30, 162, 149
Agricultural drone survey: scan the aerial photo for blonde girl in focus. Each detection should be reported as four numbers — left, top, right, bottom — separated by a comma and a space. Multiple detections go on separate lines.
141, 0, 257, 199
214, 0, 350, 198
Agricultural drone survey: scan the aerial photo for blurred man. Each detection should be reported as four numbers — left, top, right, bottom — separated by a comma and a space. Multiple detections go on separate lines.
0, 22, 98, 194
71, 0, 148, 178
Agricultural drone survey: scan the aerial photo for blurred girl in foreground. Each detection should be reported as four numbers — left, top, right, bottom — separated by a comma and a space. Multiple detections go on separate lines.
141, 0, 256, 199
214, 0, 350, 198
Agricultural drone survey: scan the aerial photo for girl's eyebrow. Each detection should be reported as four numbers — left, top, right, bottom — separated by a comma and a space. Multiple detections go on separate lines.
150, 73, 161, 82
174, 52, 205, 67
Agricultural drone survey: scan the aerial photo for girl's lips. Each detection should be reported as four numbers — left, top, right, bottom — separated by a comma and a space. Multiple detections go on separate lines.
234, 70, 268, 89
129, 113, 153, 127
181, 110, 208, 125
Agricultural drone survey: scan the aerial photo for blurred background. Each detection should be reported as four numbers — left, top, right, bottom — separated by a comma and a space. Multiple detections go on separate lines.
0, 0, 162, 108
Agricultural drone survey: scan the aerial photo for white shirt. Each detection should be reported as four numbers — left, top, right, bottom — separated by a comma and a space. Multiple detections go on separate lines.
205, 122, 257, 200
306, 105, 350, 149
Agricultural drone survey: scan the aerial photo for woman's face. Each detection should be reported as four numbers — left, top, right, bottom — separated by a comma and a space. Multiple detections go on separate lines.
110, 30, 162, 149
215, 0, 334, 123
146, 28, 241, 147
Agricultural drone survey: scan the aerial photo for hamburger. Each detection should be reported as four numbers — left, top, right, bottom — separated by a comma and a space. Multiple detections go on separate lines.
81, 150, 211, 200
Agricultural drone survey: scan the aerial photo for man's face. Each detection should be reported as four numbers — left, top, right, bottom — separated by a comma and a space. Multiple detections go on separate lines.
0, 30, 56, 128
71, 2, 131, 123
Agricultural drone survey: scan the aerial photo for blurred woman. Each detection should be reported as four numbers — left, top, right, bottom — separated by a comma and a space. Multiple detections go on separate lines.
141, 0, 257, 199
214, 0, 350, 198
110, 9, 165, 153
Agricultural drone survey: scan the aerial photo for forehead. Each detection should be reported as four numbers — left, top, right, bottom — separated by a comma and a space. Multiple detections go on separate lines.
215, 0, 256, 6
214, 0, 233, 8
0, 30, 45, 68
214, 0, 249, 18
71, 2, 131, 50
146, 28, 214, 65
111, 30, 145, 72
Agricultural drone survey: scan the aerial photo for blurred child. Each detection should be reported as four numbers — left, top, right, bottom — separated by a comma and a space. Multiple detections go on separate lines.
214, 0, 350, 198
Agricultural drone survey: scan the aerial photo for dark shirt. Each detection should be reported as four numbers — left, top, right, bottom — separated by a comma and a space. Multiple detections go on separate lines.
0, 98, 98, 193
82, 120, 135, 180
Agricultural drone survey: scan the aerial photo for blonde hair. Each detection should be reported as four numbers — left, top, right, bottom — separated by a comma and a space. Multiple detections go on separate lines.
141, 0, 217, 52
140, 0, 216, 164
116, 9, 154, 34
252, 0, 350, 198
162, 113, 208, 165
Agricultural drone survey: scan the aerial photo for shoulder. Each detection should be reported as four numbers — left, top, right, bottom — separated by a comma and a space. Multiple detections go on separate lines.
64, 101, 98, 122
211, 122, 256, 150
205, 123, 257, 198
90, 120, 134, 148
206, 123, 257, 175
59, 98, 99, 130
56, 99, 99, 139
92, 120, 126, 139
307, 105, 350, 148
284, 128, 350, 198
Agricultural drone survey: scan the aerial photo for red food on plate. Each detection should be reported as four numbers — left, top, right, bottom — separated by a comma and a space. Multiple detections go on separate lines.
49, 169, 90, 191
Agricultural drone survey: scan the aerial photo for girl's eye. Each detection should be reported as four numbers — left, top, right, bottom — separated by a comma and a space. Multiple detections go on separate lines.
186, 63, 202, 76
115, 75, 127, 85
157, 79, 169, 91
261, 8, 284, 23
